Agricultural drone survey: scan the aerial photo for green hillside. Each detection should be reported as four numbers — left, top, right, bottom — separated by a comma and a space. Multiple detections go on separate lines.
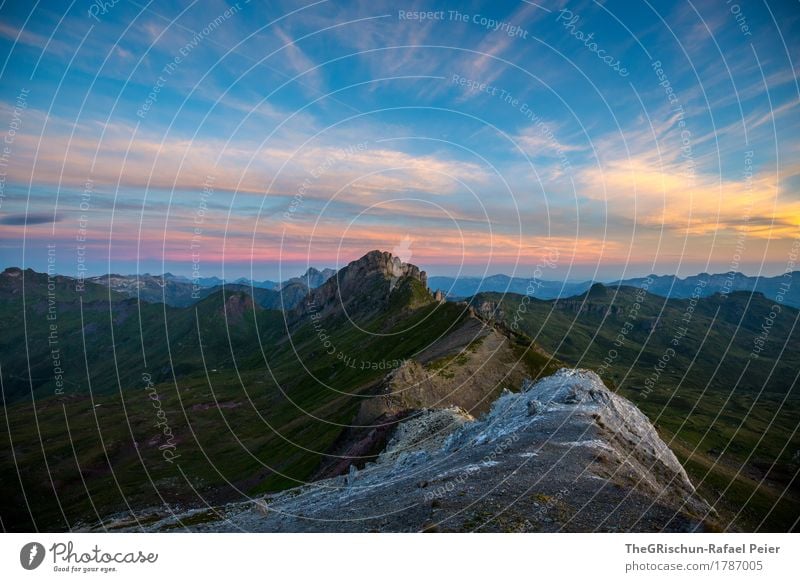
469, 285, 800, 531
2, 263, 797, 532
0, 269, 553, 531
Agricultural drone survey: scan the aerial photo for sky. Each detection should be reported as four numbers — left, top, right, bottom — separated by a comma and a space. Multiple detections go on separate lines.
0, 0, 798, 281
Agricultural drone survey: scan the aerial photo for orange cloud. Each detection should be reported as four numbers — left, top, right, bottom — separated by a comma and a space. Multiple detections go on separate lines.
578, 155, 800, 239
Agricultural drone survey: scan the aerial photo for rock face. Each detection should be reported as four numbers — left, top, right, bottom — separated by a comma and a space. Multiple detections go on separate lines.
335, 250, 427, 290
292, 250, 430, 322
126, 369, 711, 533
282, 267, 336, 289
221, 292, 256, 324
475, 299, 504, 320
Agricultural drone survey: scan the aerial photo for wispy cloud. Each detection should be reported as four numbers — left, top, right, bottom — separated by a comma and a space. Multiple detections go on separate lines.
0, 212, 59, 225
271, 26, 326, 93
0, 21, 50, 50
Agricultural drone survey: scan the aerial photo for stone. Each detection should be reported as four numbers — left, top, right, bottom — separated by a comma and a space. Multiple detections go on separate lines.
135, 369, 713, 533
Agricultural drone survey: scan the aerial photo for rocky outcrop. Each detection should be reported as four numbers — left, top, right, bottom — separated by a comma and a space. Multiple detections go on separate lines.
355, 323, 530, 425
337, 250, 427, 290
221, 292, 256, 323
378, 406, 473, 463
475, 299, 504, 320
122, 369, 711, 533
282, 267, 336, 289
292, 250, 431, 322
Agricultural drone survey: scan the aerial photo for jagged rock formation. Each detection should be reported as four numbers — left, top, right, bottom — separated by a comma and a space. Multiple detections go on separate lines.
475, 299, 504, 320
378, 406, 473, 463
282, 267, 336, 289
116, 369, 711, 533
292, 250, 430, 322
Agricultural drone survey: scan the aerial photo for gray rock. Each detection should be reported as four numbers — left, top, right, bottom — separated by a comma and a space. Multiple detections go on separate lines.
527, 399, 543, 416
121, 369, 712, 533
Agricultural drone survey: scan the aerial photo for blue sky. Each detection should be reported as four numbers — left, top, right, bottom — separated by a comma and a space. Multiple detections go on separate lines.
0, 0, 798, 281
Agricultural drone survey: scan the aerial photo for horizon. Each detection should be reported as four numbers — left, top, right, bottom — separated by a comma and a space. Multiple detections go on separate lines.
1, 1, 798, 281
4, 253, 797, 283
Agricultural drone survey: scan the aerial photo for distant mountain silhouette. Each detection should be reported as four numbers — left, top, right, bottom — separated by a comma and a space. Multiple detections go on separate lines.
85, 266, 335, 307
429, 270, 800, 308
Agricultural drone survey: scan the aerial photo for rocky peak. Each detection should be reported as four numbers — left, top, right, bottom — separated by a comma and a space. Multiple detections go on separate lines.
282, 266, 336, 290
345, 250, 427, 288
2, 267, 23, 277
305, 267, 337, 288
293, 250, 431, 321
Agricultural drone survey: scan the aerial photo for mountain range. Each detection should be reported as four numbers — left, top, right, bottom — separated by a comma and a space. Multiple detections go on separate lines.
79, 267, 800, 311
429, 271, 800, 308
0, 251, 797, 532
87, 267, 337, 307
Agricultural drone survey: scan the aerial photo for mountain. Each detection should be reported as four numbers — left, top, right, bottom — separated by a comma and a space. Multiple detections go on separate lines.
81, 268, 800, 309
86, 273, 214, 307
0, 267, 280, 404
293, 250, 431, 322
101, 370, 711, 532
0, 251, 559, 531
86, 266, 334, 307
156, 272, 281, 289
609, 271, 800, 308
428, 274, 591, 300
282, 266, 336, 289
429, 271, 800, 308
467, 284, 800, 531
1, 253, 795, 532
188, 275, 227, 287
228, 276, 280, 289
204, 282, 307, 311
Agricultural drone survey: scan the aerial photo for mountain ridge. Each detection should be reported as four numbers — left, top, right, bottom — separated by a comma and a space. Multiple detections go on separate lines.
1, 251, 796, 532
96, 369, 713, 533
429, 270, 800, 308
10, 263, 794, 308
0, 250, 561, 531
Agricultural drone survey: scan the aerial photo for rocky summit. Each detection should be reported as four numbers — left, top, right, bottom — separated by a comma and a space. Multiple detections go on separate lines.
292, 249, 430, 321
108, 369, 712, 533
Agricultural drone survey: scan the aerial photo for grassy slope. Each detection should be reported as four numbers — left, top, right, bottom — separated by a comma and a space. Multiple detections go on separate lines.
471, 286, 800, 531
0, 276, 556, 531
